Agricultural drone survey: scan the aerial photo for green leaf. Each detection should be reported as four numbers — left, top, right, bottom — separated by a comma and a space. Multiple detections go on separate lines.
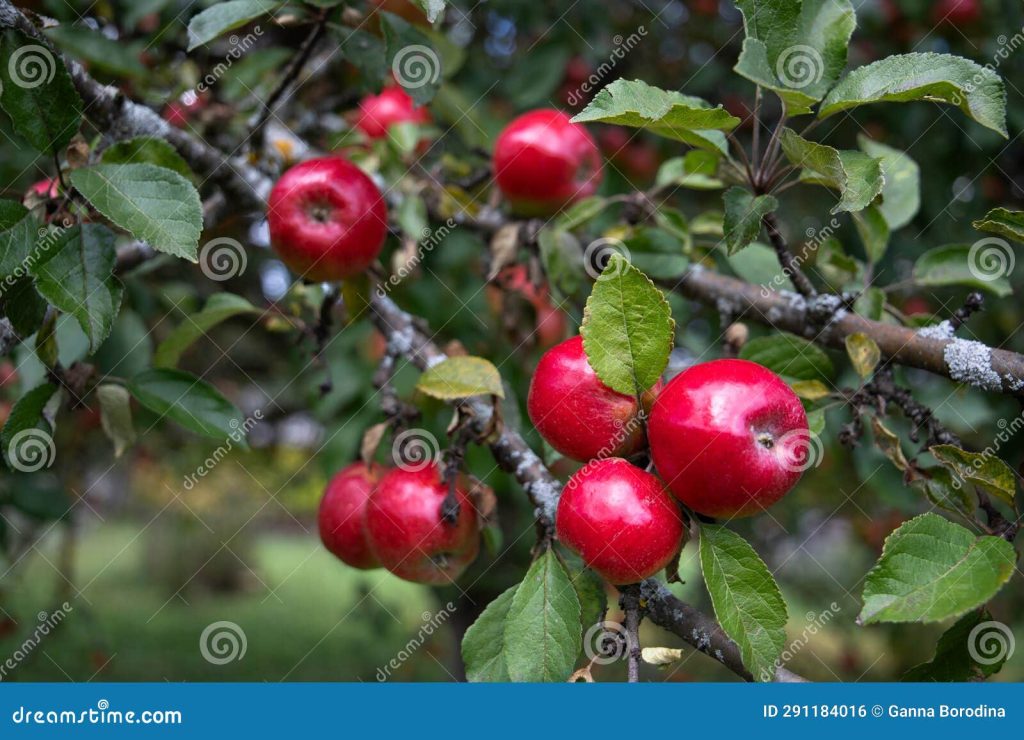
416, 356, 505, 400
503, 549, 581, 682
1, 383, 57, 471
623, 227, 689, 279
739, 332, 835, 381
102, 137, 193, 179
819, 53, 1008, 138
859, 513, 1016, 624
380, 12, 441, 105
335, 28, 387, 83
733, 0, 856, 115
571, 79, 740, 153
854, 286, 885, 321
917, 466, 976, 518
930, 444, 1017, 509
9, 472, 69, 520
903, 610, 1009, 681
972, 208, 1024, 244
153, 293, 259, 368
44, 25, 146, 78
852, 205, 890, 263
845, 332, 881, 378
555, 197, 606, 231
29, 224, 121, 352
0, 28, 83, 152
655, 151, 724, 190
70, 164, 202, 261
700, 524, 788, 682
537, 227, 585, 303
780, 129, 884, 214
128, 368, 247, 445
96, 383, 135, 458
0, 208, 38, 276
913, 244, 1012, 297
187, 0, 280, 51
580, 254, 675, 395
461, 585, 516, 682
857, 136, 920, 230
562, 552, 608, 632
723, 187, 778, 256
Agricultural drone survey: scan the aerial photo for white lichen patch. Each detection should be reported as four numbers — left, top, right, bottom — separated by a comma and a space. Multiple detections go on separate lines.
917, 320, 955, 340
944, 338, 1003, 391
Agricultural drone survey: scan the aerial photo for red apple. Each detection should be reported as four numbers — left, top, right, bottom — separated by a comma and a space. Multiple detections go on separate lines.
493, 109, 603, 216
318, 462, 381, 570
527, 336, 657, 462
556, 458, 684, 585
267, 157, 388, 282
364, 464, 479, 584
932, 0, 980, 25
355, 85, 431, 140
649, 359, 809, 518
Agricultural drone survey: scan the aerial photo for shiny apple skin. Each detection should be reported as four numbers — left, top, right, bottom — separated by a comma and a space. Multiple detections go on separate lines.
318, 462, 381, 570
493, 109, 603, 216
649, 359, 809, 518
527, 336, 656, 462
556, 458, 684, 585
356, 86, 431, 139
267, 157, 388, 282
364, 464, 479, 584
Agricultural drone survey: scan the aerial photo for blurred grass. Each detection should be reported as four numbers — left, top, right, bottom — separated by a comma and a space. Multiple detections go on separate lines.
0, 522, 456, 681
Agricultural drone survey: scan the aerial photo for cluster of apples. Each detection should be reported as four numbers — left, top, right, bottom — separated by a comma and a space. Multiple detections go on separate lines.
318, 461, 480, 584
530, 338, 810, 585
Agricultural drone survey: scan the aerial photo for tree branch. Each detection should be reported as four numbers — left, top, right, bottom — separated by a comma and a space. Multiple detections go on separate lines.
763, 212, 816, 297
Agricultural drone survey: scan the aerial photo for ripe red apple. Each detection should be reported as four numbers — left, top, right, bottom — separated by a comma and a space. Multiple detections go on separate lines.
649, 359, 809, 518
556, 458, 684, 585
364, 464, 479, 584
267, 157, 388, 282
527, 336, 657, 462
355, 85, 431, 140
932, 0, 980, 25
318, 462, 381, 570
493, 109, 603, 216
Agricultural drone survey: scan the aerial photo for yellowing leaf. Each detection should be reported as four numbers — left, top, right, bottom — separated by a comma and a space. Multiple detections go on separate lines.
845, 332, 881, 378
417, 356, 505, 400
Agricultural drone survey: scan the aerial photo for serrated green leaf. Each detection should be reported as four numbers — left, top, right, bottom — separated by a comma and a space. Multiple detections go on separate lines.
700, 524, 788, 682
70, 164, 202, 261
859, 513, 1016, 624
903, 610, 1009, 681
0, 28, 83, 152
733, 0, 856, 115
154, 293, 259, 368
0, 209, 37, 277
187, 0, 281, 51
29, 224, 121, 352
858, 136, 920, 230
416, 356, 505, 400
128, 368, 247, 446
96, 383, 135, 458
1, 383, 57, 471
571, 79, 740, 153
102, 137, 194, 179
503, 549, 581, 682
580, 254, 674, 395
739, 332, 835, 381
916, 466, 976, 518
780, 129, 884, 214
723, 187, 778, 255
819, 53, 1008, 137
930, 444, 1017, 509
913, 244, 1012, 297
852, 205, 890, 263
845, 332, 880, 378
461, 585, 515, 682
973, 208, 1024, 244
